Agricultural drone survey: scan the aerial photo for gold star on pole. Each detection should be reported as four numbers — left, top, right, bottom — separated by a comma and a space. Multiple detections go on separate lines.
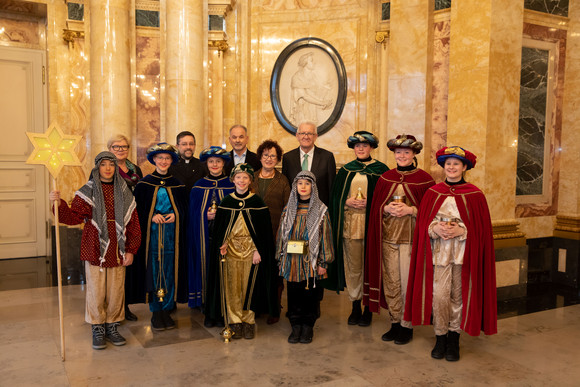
26, 122, 82, 178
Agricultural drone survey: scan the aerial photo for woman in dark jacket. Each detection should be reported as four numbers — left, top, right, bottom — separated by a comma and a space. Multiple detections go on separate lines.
250, 140, 291, 323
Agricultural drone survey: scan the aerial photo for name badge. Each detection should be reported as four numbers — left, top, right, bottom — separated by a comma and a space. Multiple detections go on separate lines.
287, 240, 309, 255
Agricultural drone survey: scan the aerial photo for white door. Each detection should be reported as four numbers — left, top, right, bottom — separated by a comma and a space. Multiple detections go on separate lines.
0, 47, 48, 259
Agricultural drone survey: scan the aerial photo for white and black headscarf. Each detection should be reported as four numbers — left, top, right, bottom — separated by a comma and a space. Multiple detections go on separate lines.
279, 171, 328, 272
76, 151, 136, 266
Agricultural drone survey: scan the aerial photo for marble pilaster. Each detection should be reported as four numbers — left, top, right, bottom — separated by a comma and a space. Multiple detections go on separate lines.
164, 0, 205, 147
88, 0, 132, 160
446, 0, 524, 225
386, 0, 433, 169
558, 0, 580, 220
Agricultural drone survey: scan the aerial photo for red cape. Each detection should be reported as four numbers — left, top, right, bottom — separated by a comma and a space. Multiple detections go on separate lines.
403, 182, 497, 336
364, 168, 435, 313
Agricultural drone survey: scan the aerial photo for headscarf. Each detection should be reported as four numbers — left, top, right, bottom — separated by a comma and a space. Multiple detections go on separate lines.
76, 151, 136, 267
279, 171, 328, 274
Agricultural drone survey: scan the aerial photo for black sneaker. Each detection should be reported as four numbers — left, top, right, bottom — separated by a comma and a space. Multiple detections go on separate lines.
105, 322, 127, 346
92, 324, 107, 350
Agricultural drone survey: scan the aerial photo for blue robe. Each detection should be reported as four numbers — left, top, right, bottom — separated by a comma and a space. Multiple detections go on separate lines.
187, 175, 235, 308
134, 172, 188, 309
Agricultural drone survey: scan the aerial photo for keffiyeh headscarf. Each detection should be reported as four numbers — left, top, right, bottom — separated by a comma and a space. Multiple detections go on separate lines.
76, 151, 136, 267
279, 171, 328, 274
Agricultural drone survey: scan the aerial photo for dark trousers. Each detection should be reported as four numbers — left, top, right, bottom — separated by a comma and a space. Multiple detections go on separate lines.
287, 279, 322, 327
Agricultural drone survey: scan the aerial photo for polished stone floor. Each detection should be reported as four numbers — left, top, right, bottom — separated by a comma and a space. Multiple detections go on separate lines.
2, 285, 580, 386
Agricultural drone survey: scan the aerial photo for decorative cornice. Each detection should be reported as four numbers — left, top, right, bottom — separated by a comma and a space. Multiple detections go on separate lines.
135, 0, 160, 12
524, 9, 568, 30
492, 219, 526, 240
208, 0, 234, 16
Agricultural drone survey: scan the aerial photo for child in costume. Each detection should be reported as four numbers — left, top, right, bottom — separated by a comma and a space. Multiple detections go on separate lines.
50, 151, 141, 349
404, 146, 497, 361
365, 134, 435, 344
206, 163, 278, 339
134, 143, 188, 331
276, 171, 334, 344
188, 146, 234, 327
325, 131, 387, 327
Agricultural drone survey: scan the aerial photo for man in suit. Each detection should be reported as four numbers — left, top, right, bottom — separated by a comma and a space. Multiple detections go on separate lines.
224, 124, 262, 175
169, 131, 205, 191
282, 121, 336, 206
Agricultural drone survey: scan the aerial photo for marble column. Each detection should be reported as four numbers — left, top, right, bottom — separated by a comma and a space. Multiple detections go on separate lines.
88, 0, 132, 158
164, 0, 205, 147
447, 0, 526, 299
387, 0, 433, 168
446, 0, 524, 226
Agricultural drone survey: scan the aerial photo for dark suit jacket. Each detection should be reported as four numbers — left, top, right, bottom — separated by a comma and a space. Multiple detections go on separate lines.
168, 157, 205, 192
282, 146, 336, 206
224, 149, 262, 176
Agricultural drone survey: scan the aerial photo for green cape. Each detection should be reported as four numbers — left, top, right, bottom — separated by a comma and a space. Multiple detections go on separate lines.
322, 159, 388, 292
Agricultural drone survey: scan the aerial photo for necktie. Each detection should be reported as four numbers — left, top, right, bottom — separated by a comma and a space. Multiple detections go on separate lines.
301, 154, 309, 171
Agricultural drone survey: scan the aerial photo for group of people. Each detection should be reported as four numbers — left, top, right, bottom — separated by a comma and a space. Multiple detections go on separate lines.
50, 121, 497, 362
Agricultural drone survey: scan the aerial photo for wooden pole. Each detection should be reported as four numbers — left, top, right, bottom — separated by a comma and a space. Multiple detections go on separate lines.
52, 176, 66, 361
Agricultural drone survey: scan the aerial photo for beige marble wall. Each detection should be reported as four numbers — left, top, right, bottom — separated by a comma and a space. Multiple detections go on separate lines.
430, 18, 450, 182
386, 0, 433, 169
241, 0, 379, 166
447, 0, 524, 222
135, 31, 161, 176
558, 1, 580, 217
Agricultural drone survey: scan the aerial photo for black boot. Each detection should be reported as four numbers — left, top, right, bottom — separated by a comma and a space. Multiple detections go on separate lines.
125, 305, 138, 321
91, 324, 106, 350
394, 326, 413, 345
151, 311, 165, 331
381, 322, 400, 341
162, 310, 176, 330
445, 331, 460, 361
288, 325, 302, 344
358, 306, 372, 327
300, 325, 314, 344
431, 334, 447, 359
347, 300, 362, 325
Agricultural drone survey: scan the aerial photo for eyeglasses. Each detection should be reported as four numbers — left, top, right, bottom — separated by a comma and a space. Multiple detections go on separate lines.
111, 145, 129, 151
297, 132, 316, 137
262, 154, 277, 160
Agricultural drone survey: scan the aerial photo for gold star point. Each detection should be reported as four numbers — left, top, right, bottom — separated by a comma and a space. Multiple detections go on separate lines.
26, 122, 82, 178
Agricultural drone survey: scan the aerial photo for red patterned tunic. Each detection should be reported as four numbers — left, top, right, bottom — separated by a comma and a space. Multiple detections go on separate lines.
55, 183, 141, 267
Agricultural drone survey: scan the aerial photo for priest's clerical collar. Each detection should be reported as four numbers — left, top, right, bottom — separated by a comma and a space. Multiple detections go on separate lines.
446, 178, 466, 186
397, 164, 416, 171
